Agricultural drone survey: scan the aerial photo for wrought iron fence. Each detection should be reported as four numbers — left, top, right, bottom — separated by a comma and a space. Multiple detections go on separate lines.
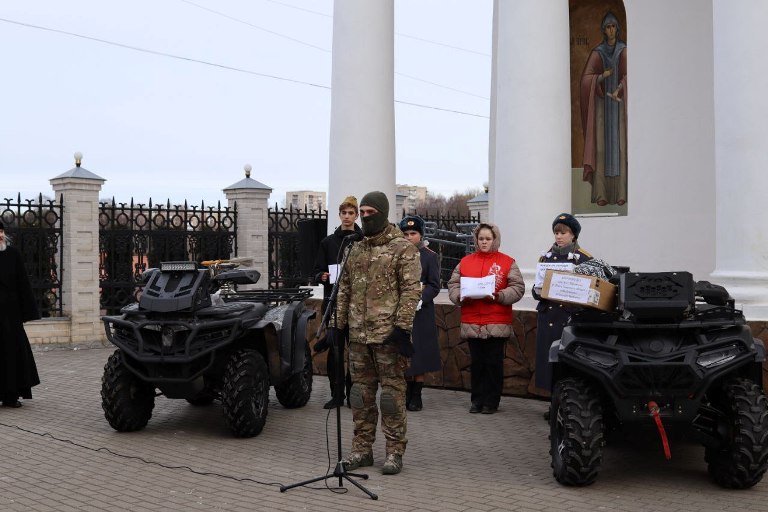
0, 193, 64, 317
408, 211, 481, 288
268, 204, 327, 288
99, 198, 237, 315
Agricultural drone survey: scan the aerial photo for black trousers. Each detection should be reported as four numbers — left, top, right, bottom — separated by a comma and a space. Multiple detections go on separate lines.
468, 337, 505, 408
327, 327, 352, 400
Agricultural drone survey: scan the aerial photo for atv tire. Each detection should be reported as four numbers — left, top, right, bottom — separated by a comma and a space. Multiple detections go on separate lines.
101, 350, 155, 432
221, 348, 269, 438
705, 377, 768, 489
550, 377, 605, 486
274, 342, 313, 408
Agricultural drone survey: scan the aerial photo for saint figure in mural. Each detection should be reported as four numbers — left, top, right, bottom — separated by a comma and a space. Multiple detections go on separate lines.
580, 11, 627, 206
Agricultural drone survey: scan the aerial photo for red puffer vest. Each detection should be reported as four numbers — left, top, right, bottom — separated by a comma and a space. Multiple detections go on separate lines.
459, 251, 515, 325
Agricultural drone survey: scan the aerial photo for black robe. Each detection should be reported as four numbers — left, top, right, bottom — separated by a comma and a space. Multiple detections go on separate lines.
0, 246, 41, 400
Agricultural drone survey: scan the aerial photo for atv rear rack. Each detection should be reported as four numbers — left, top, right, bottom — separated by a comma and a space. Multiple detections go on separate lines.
222, 288, 313, 305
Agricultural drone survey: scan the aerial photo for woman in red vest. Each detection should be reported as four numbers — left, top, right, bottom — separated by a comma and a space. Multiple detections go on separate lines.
447, 223, 525, 414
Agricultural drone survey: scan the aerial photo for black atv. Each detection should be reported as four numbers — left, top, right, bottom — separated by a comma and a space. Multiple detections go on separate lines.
549, 271, 768, 488
100, 260, 315, 437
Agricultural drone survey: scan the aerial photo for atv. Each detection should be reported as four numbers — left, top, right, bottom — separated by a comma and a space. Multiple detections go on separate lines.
100, 259, 314, 437
549, 271, 768, 488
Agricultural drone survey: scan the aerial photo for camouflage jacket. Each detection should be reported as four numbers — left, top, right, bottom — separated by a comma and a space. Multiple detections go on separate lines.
336, 223, 422, 344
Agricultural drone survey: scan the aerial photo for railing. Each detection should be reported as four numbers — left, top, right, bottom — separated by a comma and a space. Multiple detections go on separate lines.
407, 211, 480, 287
268, 204, 327, 289
99, 198, 237, 315
0, 194, 64, 317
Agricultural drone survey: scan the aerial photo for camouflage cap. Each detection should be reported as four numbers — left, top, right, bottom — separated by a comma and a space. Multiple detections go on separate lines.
339, 195, 358, 212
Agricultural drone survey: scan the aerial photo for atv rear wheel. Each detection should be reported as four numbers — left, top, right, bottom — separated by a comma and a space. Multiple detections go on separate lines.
274, 342, 313, 408
221, 348, 269, 438
705, 377, 768, 489
101, 350, 155, 432
550, 377, 605, 486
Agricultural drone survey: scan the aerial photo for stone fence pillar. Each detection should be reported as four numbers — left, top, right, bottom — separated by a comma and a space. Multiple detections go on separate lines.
223, 165, 272, 290
49, 154, 106, 343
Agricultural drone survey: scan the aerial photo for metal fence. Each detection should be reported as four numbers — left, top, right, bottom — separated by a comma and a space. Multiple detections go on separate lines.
268, 204, 327, 289
0, 193, 64, 317
265, 207, 479, 289
409, 211, 480, 287
99, 198, 237, 315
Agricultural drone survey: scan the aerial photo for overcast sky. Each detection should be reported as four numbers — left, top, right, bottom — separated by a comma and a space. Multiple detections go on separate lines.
0, 0, 492, 207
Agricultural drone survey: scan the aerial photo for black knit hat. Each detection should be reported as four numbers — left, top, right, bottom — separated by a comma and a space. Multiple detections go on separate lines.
399, 215, 424, 235
360, 191, 389, 217
0, 221, 4, 230
552, 213, 581, 239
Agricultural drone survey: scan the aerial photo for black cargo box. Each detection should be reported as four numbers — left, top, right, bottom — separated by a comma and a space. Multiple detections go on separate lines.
619, 271, 694, 319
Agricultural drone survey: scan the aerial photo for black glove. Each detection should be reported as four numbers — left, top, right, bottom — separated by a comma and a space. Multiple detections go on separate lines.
313, 335, 330, 353
384, 326, 413, 357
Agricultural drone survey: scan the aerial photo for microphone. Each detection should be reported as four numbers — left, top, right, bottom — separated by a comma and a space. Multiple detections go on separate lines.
344, 232, 362, 241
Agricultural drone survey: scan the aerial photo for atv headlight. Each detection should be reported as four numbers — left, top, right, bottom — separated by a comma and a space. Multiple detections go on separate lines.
696, 344, 742, 368
573, 346, 618, 369
160, 261, 198, 272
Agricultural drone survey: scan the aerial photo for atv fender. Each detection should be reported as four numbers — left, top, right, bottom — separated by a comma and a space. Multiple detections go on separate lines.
279, 303, 315, 378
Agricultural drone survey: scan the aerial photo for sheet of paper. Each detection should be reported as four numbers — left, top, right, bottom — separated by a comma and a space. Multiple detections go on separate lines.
460, 275, 496, 299
328, 264, 339, 284
534, 262, 575, 288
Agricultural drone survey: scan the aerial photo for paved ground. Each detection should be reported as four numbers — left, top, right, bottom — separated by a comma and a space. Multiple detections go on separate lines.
0, 347, 765, 511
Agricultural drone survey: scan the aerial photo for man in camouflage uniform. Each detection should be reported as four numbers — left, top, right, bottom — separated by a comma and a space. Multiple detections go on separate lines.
333, 191, 421, 475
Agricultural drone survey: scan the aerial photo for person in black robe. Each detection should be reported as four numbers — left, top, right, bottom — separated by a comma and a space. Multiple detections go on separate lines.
0, 221, 41, 407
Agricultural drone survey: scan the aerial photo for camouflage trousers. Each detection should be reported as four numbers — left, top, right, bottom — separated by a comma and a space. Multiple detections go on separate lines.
348, 341, 409, 456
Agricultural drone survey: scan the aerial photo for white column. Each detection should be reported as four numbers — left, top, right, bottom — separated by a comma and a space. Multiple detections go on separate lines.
490, 0, 571, 307
711, 0, 768, 319
328, 0, 396, 230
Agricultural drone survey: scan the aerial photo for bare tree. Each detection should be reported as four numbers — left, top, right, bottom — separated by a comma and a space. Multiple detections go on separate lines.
412, 188, 481, 216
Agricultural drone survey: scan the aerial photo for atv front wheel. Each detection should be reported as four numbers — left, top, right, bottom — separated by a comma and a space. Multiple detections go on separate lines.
705, 377, 768, 489
550, 377, 605, 486
274, 342, 313, 408
101, 350, 155, 432
221, 348, 269, 438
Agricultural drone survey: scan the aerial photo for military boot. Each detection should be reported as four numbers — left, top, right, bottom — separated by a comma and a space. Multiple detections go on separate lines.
407, 382, 423, 411
341, 451, 373, 471
382, 453, 403, 475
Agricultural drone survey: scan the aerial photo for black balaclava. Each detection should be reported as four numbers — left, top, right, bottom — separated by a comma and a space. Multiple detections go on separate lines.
360, 191, 389, 236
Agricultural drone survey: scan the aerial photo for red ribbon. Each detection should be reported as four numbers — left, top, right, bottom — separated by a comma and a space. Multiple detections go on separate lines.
648, 401, 672, 460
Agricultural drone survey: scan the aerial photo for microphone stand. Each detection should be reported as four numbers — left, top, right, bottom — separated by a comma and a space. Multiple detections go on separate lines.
280, 235, 377, 500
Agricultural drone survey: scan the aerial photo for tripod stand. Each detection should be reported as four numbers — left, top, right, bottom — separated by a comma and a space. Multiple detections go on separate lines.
280, 240, 378, 500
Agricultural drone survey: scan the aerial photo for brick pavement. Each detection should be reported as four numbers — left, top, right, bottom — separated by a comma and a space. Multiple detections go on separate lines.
0, 347, 764, 511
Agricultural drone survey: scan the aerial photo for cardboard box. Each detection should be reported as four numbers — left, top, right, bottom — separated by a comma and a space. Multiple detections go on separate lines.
541, 270, 617, 312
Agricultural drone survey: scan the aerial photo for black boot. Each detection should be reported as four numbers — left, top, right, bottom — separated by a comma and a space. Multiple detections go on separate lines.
405, 381, 414, 410
407, 383, 423, 411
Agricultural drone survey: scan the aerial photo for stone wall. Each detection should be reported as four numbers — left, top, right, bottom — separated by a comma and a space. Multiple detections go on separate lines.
308, 298, 768, 397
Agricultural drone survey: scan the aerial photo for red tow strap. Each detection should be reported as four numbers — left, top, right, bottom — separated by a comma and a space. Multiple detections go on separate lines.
648, 401, 672, 460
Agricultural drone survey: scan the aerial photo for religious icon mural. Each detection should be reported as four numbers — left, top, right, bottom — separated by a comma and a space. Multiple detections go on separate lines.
570, 1, 627, 216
